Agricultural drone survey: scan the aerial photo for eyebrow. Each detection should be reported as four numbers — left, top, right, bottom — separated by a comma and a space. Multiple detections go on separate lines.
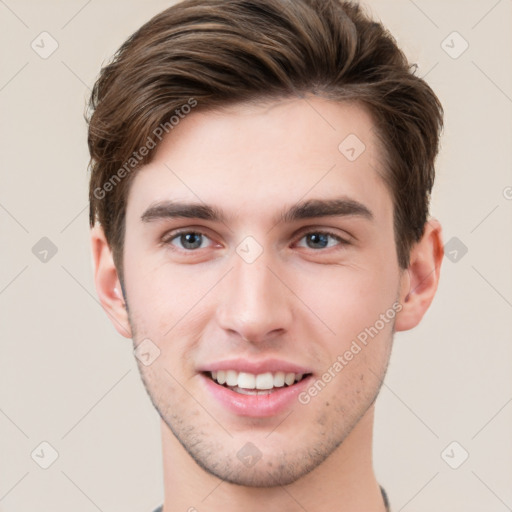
140, 197, 374, 224
141, 201, 223, 223
280, 198, 373, 223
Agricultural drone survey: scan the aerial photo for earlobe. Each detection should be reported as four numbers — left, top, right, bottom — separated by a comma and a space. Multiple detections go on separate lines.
90, 225, 132, 339
395, 218, 444, 332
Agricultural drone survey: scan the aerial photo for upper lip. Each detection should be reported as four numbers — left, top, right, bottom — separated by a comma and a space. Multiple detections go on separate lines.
198, 358, 312, 375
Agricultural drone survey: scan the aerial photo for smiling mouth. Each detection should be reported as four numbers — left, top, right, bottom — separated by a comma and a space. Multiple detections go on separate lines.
204, 370, 312, 395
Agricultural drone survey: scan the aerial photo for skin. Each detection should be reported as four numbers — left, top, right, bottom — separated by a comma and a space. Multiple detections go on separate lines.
91, 96, 444, 512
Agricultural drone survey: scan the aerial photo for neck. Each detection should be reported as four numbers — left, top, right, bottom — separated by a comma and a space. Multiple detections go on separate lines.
159, 406, 386, 512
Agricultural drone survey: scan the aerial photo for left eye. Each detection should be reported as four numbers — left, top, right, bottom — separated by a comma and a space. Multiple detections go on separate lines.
296, 232, 345, 250
167, 232, 212, 250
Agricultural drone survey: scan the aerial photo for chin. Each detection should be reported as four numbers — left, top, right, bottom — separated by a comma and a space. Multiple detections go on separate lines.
197, 457, 317, 488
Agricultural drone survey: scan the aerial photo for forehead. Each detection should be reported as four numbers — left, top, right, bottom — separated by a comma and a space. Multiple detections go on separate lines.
125, 96, 392, 225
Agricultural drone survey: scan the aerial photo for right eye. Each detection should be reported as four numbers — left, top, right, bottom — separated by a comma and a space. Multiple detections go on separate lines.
163, 230, 214, 251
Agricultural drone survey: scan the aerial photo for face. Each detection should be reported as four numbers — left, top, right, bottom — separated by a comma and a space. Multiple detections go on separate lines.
121, 96, 405, 486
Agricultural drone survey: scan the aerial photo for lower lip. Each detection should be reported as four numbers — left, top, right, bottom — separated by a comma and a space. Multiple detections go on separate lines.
200, 373, 313, 418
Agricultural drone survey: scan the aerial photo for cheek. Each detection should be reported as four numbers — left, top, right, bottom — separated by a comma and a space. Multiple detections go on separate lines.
123, 252, 205, 331
123, 257, 215, 374
294, 261, 399, 339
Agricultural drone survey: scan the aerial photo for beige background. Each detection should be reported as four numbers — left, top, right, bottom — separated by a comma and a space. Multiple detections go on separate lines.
1, 1, 511, 511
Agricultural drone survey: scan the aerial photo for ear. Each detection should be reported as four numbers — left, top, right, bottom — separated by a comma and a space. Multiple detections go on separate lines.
90, 224, 132, 338
395, 218, 444, 332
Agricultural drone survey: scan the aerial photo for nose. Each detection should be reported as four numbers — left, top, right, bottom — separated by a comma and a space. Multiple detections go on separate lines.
216, 249, 293, 344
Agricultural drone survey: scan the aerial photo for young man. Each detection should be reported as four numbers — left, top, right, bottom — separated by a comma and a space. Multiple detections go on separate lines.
87, 1, 444, 510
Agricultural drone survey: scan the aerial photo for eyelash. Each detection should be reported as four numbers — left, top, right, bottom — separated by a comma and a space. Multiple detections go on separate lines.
161, 228, 351, 253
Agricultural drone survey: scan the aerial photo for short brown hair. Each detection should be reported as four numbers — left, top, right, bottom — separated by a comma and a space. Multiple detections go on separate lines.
87, 0, 443, 280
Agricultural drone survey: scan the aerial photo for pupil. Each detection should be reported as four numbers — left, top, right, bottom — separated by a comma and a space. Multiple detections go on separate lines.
307, 233, 328, 248
182, 233, 201, 249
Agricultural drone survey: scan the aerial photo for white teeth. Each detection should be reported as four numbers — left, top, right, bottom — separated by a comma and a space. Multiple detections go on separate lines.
255, 372, 274, 390
209, 370, 307, 389
237, 372, 256, 388
284, 373, 295, 386
273, 371, 285, 387
226, 370, 238, 386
